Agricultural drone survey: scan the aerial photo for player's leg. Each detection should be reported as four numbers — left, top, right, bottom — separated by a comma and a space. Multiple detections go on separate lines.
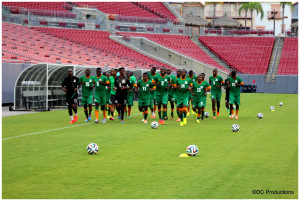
162, 93, 168, 122
153, 91, 157, 115
119, 99, 126, 123
95, 102, 100, 123
72, 101, 78, 122
216, 92, 221, 116
169, 96, 175, 119
87, 95, 93, 121
182, 97, 189, 124
143, 106, 149, 123
109, 95, 116, 120
229, 93, 235, 119
127, 95, 133, 118
211, 96, 216, 119
177, 103, 184, 126
67, 99, 74, 123
101, 97, 107, 123
235, 95, 240, 119
225, 95, 231, 117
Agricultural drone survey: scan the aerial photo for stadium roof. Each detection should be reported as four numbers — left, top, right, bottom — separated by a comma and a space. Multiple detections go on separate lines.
184, 13, 209, 27
209, 13, 242, 28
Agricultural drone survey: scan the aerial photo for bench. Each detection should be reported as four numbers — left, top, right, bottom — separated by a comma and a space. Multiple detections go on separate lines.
22, 90, 59, 110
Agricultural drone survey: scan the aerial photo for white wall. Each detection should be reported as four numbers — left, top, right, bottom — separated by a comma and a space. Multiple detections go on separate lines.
254, 3, 292, 36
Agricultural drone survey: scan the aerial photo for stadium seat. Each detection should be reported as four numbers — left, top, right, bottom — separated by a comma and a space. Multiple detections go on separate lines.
277, 38, 298, 75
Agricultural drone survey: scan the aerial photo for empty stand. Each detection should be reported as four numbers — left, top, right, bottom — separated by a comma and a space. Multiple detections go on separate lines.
199, 36, 275, 74
277, 38, 298, 75
134, 2, 177, 21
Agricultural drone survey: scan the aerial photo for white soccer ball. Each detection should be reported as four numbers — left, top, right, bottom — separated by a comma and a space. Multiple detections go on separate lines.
87, 143, 99, 154
279, 102, 283, 106
151, 121, 159, 129
186, 145, 199, 156
270, 106, 275, 111
257, 113, 263, 119
232, 124, 240, 132
204, 112, 209, 118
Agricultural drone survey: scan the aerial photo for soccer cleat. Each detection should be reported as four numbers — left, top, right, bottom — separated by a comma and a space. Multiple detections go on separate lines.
180, 122, 184, 126
159, 119, 162, 124
95, 119, 99, 123
151, 112, 156, 118
74, 115, 78, 122
102, 118, 106, 124
213, 116, 216, 119
85, 118, 89, 122
230, 115, 235, 119
196, 119, 200, 123
141, 119, 145, 121
88, 115, 92, 121
217, 112, 220, 116
176, 118, 181, 122
118, 115, 121, 120
183, 118, 187, 125
161, 120, 165, 125
69, 120, 75, 124
144, 119, 148, 124
109, 116, 115, 121
121, 120, 124, 123
235, 115, 239, 120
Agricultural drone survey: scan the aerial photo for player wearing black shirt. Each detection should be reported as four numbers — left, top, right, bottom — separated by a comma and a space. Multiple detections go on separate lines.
62, 69, 79, 123
224, 72, 231, 116
114, 67, 132, 123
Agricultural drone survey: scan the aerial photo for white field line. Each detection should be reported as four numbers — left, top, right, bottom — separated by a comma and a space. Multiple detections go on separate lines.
3, 113, 142, 141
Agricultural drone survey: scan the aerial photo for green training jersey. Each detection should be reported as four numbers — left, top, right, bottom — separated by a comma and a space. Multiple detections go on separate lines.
152, 73, 171, 95
79, 75, 93, 97
93, 75, 109, 97
130, 75, 136, 83
109, 76, 116, 95
137, 79, 154, 101
192, 81, 211, 99
174, 77, 192, 100
228, 76, 244, 96
127, 77, 136, 96
209, 75, 224, 92
188, 74, 197, 83
148, 72, 157, 81
168, 74, 177, 97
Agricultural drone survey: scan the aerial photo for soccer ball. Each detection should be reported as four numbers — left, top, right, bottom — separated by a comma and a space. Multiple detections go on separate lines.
257, 113, 263, 119
204, 112, 209, 118
186, 145, 199, 156
279, 102, 283, 106
151, 121, 159, 129
232, 124, 240, 132
87, 143, 99, 154
270, 106, 275, 111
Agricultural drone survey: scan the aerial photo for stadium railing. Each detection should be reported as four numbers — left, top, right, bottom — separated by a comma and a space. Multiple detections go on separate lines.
202, 28, 275, 37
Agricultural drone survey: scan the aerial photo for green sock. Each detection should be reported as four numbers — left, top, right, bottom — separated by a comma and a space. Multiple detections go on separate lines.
163, 111, 167, 119
158, 110, 162, 119
213, 112, 216, 116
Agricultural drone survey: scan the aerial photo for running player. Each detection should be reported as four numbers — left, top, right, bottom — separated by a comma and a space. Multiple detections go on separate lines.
61, 69, 79, 124
152, 66, 171, 125
166, 68, 176, 119
125, 71, 136, 118
78, 68, 94, 122
191, 74, 210, 123
173, 69, 192, 126
103, 72, 112, 118
114, 67, 132, 123
200, 72, 210, 118
227, 71, 244, 119
93, 68, 110, 123
148, 67, 157, 118
224, 72, 232, 117
135, 73, 155, 123
174, 69, 182, 121
109, 69, 117, 120
187, 70, 197, 115
209, 69, 224, 119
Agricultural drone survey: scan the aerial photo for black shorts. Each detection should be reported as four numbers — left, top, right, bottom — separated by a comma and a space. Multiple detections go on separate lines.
225, 91, 230, 103
116, 94, 127, 105
110, 94, 117, 104
66, 95, 78, 105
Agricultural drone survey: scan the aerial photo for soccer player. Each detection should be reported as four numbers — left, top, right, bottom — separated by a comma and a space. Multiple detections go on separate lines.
224, 72, 232, 117
166, 68, 176, 119
173, 69, 192, 126
109, 69, 118, 120
227, 71, 244, 119
93, 68, 110, 123
148, 67, 157, 118
61, 69, 79, 124
174, 69, 182, 121
114, 67, 132, 123
152, 66, 171, 125
209, 69, 224, 119
135, 73, 155, 123
130, 71, 136, 84
78, 68, 94, 122
191, 74, 210, 123
187, 70, 197, 115
125, 71, 136, 118
103, 72, 112, 118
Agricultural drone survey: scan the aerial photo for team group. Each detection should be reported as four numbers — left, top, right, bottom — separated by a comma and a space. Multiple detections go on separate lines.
62, 66, 244, 126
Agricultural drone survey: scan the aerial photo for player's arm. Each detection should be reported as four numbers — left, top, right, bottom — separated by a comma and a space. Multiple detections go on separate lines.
121, 78, 132, 90
135, 83, 139, 93
61, 78, 68, 93
172, 80, 180, 89
77, 77, 82, 89
187, 83, 193, 91
149, 85, 156, 92
190, 84, 195, 96
236, 81, 244, 87
99, 79, 109, 86
151, 78, 158, 86
206, 85, 211, 93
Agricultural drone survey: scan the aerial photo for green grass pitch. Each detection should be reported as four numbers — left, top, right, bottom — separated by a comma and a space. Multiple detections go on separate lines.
2, 93, 298, 199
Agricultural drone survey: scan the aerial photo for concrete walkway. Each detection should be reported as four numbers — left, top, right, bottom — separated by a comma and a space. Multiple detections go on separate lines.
2, 106, 37, 117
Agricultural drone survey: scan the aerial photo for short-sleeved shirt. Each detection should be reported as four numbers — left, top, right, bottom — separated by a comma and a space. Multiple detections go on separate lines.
152, 74, 171, 95
188, 75, 197, 83
136, 79, 154, 101
109, 76, 116, 95
174, 77, 193, 100
62, 76, 79, 97
168, 74, 177, 97
93, 75, 109, 97
147, 72, 157, 81
79, 75, 93, 97
209, 75, 224, 92
130, 76, 136, 83
228, 76, 244, 96
114, 76, 132, 98
192, 81, 211, 99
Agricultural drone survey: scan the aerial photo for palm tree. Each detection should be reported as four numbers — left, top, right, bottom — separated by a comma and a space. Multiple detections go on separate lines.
238, 3, 250, 29
205, 2, 223, 27
280, 2, 293, 34
248, 2, 264, 30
